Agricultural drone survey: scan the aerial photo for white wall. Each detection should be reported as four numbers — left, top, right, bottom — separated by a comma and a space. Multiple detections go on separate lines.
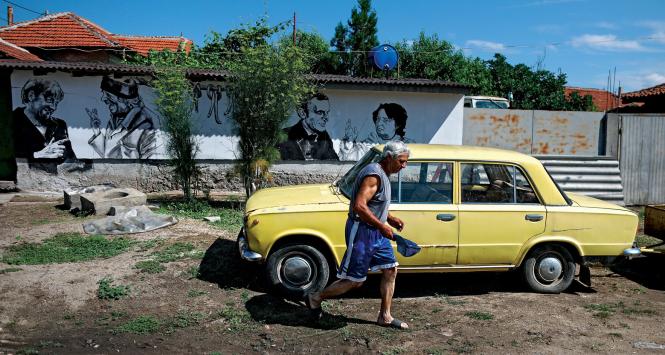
11, 70, 464, 161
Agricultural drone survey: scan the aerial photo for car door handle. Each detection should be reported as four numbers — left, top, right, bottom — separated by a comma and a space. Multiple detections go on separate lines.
525, 214, 544, 222
436, 213, 456, 222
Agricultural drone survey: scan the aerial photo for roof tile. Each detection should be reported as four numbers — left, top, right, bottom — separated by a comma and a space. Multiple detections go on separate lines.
0, 38, 42, 61
623, 83, 665, 99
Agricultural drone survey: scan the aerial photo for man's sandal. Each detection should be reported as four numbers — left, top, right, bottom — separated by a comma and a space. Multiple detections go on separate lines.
304, 293, 322, 320
377, 318, 408, 330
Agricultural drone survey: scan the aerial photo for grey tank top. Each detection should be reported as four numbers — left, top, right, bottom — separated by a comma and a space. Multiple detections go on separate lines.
348, 162, 391, 223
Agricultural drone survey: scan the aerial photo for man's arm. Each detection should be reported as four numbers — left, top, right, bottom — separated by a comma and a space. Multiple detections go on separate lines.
353, 175, 394, 240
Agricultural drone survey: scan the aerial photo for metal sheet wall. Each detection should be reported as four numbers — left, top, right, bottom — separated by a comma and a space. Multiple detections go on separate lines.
620, 114, 665, 205
463, 108, 605, 155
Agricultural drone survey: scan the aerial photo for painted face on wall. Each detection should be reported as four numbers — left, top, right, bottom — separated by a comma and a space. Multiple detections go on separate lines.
26, 91, 60, 121
303, 98, 330, 133
102, 92, 130, 117
375, 109, 397, 141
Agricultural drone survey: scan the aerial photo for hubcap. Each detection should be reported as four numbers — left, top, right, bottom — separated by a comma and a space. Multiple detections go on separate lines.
282, 256, 312, 286
537, 256, 563, 282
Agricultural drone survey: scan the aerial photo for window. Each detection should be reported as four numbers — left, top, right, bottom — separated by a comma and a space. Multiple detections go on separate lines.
461, 163, 539, 204
390, 162, 453, 203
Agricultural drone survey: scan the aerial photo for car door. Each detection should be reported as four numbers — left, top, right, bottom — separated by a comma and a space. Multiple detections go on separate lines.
457, 162, 546, 265
389, 161, 459, 267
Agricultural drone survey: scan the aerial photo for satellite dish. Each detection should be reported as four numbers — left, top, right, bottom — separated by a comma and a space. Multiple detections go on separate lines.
368, 44, 399, 71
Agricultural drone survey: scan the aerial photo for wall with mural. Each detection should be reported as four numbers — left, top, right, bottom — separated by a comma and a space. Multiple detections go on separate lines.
10, 70, 464, 164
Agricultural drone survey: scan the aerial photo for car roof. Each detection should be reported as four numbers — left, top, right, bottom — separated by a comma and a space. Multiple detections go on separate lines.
464, 96, 509, 101
372, 144, 541, 165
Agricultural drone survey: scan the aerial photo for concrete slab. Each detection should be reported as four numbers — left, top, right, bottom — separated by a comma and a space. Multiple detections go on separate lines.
80, 188, 147, 215
64, 185, 115, 210
0, 193, 15, 206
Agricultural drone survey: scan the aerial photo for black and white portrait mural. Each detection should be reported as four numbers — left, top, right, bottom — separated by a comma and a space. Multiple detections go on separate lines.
11, 71, 463, 163
12, 79, 77, 162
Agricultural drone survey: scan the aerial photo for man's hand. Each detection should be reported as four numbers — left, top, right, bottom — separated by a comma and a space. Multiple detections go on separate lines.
388, 215, 405, 232
379, 224, 394, 240
86, 107, 101, 136
34, 138, 68, 159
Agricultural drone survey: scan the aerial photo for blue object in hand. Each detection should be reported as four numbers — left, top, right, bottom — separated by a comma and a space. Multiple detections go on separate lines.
393, 234, 421, 257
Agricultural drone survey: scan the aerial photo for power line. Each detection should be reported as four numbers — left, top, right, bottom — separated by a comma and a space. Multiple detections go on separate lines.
1, 0, 44, 16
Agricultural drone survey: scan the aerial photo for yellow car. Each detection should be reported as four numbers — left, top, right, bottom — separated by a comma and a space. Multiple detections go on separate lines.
238, 144, 640, 295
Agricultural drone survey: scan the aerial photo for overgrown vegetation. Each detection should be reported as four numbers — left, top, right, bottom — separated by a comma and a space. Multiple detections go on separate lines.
1, 233, 133, 265
97, 277, 130, 300
153, 67, 200, 201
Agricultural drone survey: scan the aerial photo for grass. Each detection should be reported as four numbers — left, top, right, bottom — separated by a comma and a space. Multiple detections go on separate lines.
187, 289, 207, 298
184, 265, 200, 279
97, 277, 130, 300
1, 233, 134, 265
152, 242, 204, 263
165, 311, 206, 333
584, 301, 658, 319
465, 311, 494, 321
135, 260, 166, 274
0, 267, 22, 274
217, 305, 254, 332
114, 315, 160, 335
158, 200, 243, 232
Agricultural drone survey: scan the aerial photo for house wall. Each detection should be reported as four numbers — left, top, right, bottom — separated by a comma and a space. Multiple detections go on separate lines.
10, 70, 464, 191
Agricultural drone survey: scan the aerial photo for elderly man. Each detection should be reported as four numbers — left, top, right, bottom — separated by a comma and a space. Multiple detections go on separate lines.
306, 141, 410, 330
87, 76, 156, 159
13, 79, 76, 162
278, 92, 339, 160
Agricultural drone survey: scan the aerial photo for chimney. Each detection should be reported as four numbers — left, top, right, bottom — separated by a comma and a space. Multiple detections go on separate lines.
7, 6, 13, 26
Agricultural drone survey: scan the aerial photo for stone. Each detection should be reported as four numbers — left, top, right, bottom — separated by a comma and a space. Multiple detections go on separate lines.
80, 188, 147, 215
64, 185, 114, 210
203, 216, 221, 222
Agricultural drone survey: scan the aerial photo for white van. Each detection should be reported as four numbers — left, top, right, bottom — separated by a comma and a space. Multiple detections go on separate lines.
464, 96, 510, 109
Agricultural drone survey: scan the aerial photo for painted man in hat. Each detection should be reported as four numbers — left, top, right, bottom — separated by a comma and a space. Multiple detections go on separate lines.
86, 76, 156, 159
13, 79, 76, 162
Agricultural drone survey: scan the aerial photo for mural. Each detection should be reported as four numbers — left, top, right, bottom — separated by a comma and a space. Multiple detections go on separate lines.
10, 71, 463, 163
86, 76, 157, 159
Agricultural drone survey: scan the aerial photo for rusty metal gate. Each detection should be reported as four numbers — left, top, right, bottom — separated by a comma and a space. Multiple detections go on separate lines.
619, 114, 665, 205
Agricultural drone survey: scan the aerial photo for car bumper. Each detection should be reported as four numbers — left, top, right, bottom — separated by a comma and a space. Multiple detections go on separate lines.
623, 245, 642, 258
238, 228, 263, 262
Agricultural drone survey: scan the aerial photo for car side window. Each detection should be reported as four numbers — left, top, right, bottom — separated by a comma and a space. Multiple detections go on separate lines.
461, 163, 539, 204
392, 162, 453, 203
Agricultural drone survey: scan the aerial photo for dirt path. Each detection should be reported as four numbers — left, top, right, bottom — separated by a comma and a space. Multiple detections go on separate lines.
1, 201, 664, 354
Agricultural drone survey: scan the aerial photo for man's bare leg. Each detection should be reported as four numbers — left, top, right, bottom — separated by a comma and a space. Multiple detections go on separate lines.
309, 279, 363, 308
377, 267, 408, 329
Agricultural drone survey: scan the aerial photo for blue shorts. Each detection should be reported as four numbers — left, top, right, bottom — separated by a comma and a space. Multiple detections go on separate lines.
337, 218, 399, 282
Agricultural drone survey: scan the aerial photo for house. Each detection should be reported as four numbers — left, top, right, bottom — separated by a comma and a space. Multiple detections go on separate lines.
564, 87, 620, 111
0, 10, 191, 62
621, 83, 665, 113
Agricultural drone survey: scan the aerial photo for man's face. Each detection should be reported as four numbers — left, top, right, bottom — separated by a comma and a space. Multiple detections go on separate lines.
26, 91, 59, 121
303, 98, 330, 133
102, 92, 130, 117
375, 109, 397, 140
386, 152, 409, 174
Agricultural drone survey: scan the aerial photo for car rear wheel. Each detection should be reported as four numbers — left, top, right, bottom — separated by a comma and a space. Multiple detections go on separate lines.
266, 244, 330, 298
522, 244, 576, 293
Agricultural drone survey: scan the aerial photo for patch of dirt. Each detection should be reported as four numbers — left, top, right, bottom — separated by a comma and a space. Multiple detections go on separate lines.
1, 201, 664, 354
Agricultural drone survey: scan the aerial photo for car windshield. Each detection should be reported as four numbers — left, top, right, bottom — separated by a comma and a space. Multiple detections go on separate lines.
475, 100, 509, 109
338, 149, 382, 198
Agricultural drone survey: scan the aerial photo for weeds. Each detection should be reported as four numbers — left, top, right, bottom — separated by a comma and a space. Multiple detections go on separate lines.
158, 201, 243, 232
217, 305, 253, 332
135, 260, 166, 274
114, 315, 160, 335
187, 289, 207, 298
0, 267, 22, 274
465, 311, 494, 321
152, 242, 204, 263
435, 293, 465, 306
1, 233, 133, 265
165, 311, 205, 333
184, 265, 200, 279
97, 277, 130, 300
584, 301, 657, 319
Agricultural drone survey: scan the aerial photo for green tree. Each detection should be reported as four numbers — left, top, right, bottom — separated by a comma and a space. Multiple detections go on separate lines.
393, 32, 492, 94
565, 91, 597, 111
225, 43, 313, 196
330, 0, 379, 76
152, 67, 199, 201
278, 30, 334, 74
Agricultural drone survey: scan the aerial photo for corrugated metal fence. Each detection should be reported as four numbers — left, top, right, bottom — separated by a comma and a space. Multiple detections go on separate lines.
618, 114, 665, 205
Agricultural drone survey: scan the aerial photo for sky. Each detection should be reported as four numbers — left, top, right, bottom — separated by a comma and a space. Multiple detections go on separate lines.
5, 0, 665, 92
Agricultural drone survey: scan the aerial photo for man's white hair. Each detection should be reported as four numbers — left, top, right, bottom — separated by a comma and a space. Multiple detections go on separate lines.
382, 141, 410, 159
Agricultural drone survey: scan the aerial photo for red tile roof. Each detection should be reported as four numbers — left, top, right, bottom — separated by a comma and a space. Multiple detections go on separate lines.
0, 12, 119, 48
623, 82, 665, 99
0, 38, 42, 61
112, 35, 192, 55
0, 12, 191, 57
565, 87, 620, 111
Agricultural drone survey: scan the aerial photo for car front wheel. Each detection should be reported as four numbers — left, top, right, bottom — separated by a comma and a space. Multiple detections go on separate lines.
266, 244, 330, 298
522, 244, 576, 293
